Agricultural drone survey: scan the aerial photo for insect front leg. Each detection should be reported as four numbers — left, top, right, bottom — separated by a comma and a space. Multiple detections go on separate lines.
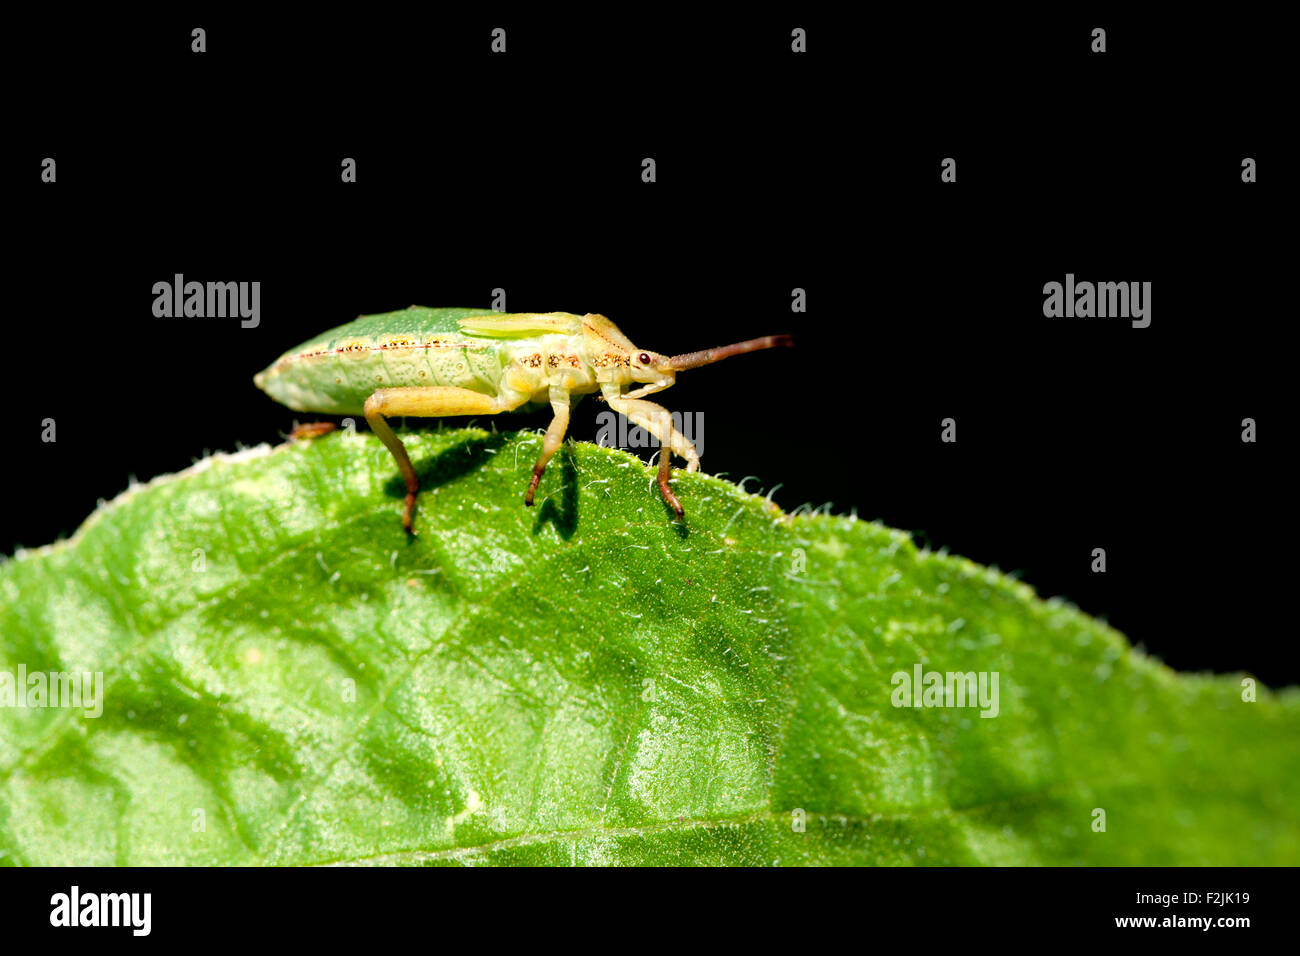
525, 385, 572, 506
620, 381, 672, 401
363, 385, 527, 532
604, 396, 700, 519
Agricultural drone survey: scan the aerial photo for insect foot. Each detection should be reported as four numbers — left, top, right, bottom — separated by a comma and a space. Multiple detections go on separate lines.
659, 475, 686, 520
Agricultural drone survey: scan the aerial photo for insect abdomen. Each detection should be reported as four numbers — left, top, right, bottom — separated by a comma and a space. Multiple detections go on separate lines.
256, 331, 506, 415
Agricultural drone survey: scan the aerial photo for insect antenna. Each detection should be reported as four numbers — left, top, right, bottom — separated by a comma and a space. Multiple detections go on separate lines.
666, 335, 794, 371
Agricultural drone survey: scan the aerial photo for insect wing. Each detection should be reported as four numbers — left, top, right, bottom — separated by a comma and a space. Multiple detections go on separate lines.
457, 312, 583, 338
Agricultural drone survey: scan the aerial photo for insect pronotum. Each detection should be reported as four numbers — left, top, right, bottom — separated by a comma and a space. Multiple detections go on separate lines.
254, 307, 793, 531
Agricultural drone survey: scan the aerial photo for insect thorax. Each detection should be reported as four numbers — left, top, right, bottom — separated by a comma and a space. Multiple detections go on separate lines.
501, 333, 599, 399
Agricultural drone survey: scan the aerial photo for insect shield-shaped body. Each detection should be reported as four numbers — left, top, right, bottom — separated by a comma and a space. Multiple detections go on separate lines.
254, 307, 792, 531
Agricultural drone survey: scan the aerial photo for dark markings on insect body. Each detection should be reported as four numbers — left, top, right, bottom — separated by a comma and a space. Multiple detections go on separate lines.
269, 336, 494, 380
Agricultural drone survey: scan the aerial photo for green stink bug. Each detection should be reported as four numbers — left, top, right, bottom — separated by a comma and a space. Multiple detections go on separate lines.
255, 307, 792, 531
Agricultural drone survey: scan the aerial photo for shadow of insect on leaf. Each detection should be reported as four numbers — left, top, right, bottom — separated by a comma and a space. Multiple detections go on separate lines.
382, 431, 512, 506
532, 445, 579, 540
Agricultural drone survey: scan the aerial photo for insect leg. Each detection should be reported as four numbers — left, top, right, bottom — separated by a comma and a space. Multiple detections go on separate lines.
525, 386, 572, 506
619, 380, 673, 401
289, 421, 338, 441
604, 396, 700, 518
363, 386, 526, 532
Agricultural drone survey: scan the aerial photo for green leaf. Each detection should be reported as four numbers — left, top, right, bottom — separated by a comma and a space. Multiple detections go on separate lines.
1, 429, 1296, 865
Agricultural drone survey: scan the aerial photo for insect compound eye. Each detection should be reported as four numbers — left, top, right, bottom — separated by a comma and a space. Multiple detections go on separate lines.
638, 352, 652, 365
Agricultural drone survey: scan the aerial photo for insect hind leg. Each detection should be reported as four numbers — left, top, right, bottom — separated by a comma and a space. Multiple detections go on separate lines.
363, 386, 527, 532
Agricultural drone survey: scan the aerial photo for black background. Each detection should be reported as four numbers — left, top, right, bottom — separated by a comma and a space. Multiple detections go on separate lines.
8, 11, 1290, 689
